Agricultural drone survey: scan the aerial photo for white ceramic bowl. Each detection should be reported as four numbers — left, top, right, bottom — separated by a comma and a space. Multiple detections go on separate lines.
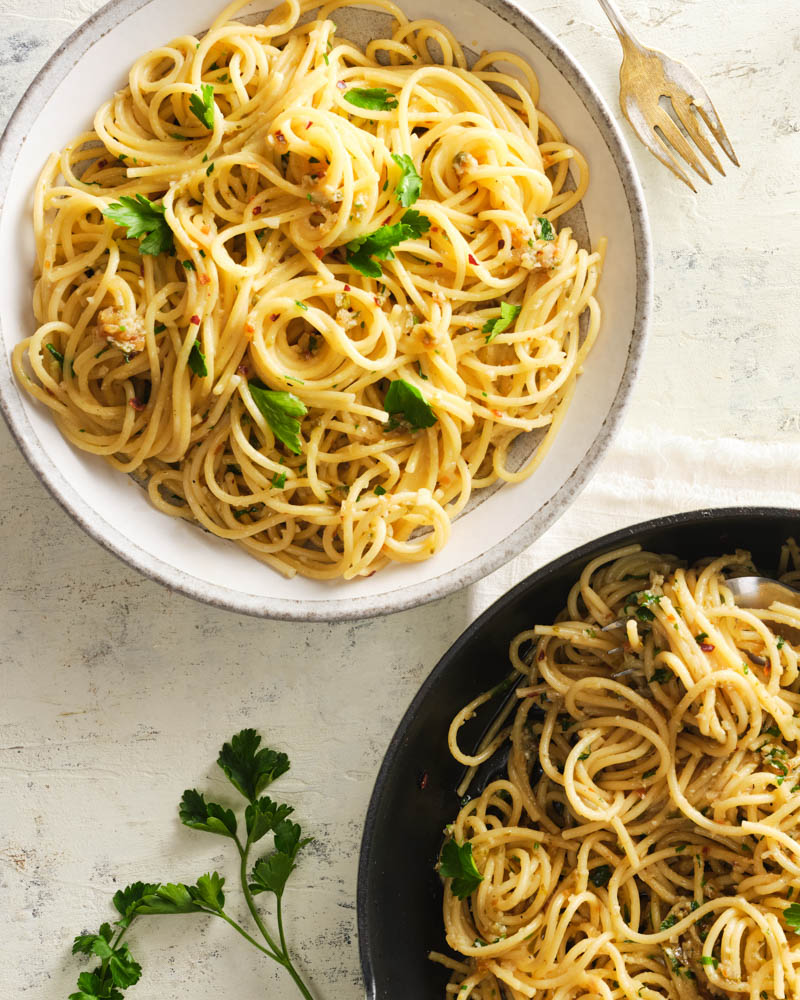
0, 0, 651, 621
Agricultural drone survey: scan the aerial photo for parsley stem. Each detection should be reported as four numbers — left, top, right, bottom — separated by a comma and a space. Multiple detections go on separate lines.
275, 900, 315, 1000
236, 835, 284, 958
216, 910, 282, 962
236, 834, 314, 999
282, 947, 315, 1000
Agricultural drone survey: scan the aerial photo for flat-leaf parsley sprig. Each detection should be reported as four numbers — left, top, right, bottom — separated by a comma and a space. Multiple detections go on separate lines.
67, 729, 316, 1000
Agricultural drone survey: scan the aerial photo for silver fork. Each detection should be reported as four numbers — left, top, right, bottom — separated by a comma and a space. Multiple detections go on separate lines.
596, 0, 740, 191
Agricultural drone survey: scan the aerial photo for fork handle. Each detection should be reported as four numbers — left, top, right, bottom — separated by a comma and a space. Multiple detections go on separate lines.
595, 0, 642, 47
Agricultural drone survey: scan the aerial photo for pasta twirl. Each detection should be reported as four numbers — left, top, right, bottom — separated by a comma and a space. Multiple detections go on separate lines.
13, 0, 604, 580
437, 543, 800, 1000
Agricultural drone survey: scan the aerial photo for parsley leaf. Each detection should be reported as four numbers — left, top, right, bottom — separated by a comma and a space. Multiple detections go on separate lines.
391, 153, 422, 207
189, 83, 215, 130
188, 339, 207, 377
346, 208, 431, 278
179, 788, 237, 838
245, 796, 294, 843
249, 820, 312, 898
589, 864, 612, 888
190, 872, 225, 912
660, 914, 678, 931
784, 902, 800, 930
271, 471, 287, 489
344, 87, 398, 111
217, 728, 290, 803
69, 970, 125, 1000
247, 382, 308, 455
651, 667, 672, 684
482, 302, 521, 343
104, 195, 174, 256
72, 923, 114, 956
440, 839, 483, 899
70, 926, 141, 995
112, 882, 160, 929
136, 883, 206, 915
383, 379, 437, 431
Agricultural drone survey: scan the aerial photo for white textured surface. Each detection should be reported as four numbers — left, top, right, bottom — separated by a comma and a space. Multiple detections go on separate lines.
1, 1, 799, 998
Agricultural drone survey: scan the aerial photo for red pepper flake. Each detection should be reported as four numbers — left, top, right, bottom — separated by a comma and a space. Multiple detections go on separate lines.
468, 254, 477, 265
435, 261, 443, 268
275, 130, 286, 144
236, 363, 249, 376
245, 323, 255, 334
498, 239, 505, 249
419, 772, 428, 790
271, 313, 280, 321
374, 296, 381, 305
198, 274, 210, 285
190, 314, 201, 325
129, 398, 145, 411
253, 205, 262, 216
537, 648, 546, 661
343, 284, 351, 291
306, 120, 312, 129
336, 80, 347, 90
313, 246, 325, 259
431, 226, 439, 233
700, 642, 715, 652
491, 408, 503, 418
97, 159, 107, 169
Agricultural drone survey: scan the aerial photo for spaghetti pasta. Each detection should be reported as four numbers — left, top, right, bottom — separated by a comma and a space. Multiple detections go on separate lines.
437, 543, 800, 1000
12, 0, 604, 580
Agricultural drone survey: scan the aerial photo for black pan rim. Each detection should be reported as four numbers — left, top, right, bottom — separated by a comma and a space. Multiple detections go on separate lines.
356, 504, 800, 997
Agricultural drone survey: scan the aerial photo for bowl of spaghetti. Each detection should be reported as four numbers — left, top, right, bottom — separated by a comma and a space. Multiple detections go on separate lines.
0, 0, 649, 619
358, 507, 800, 997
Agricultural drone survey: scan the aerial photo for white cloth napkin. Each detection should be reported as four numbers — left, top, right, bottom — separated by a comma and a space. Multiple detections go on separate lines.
471, 428, 800, 612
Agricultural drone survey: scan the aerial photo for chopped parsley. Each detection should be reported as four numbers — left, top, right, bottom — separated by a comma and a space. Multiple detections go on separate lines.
589, 865, 611, 888
344, 87, 398, 111
537, 216, 555, 241
391, 153, 422, 207
247, 382, 308, 455
374, 485, 386, 496
188, 340, 207, 377
482, 302, 521, 344
189, 83, 215, 130
103, 194, 174, 256
439, 840, 483, 899
45, 343, 64, 365
271, 471, 287, 489
383, 379, 437, 431
651, 667, 671, 684
784, 902, 800, 930
345, 209, 431, 278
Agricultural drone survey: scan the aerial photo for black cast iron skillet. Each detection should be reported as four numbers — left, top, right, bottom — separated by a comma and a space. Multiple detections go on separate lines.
357, 507, 800, 999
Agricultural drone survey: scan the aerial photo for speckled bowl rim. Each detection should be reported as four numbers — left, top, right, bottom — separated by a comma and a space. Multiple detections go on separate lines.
0, 0, 652, 622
